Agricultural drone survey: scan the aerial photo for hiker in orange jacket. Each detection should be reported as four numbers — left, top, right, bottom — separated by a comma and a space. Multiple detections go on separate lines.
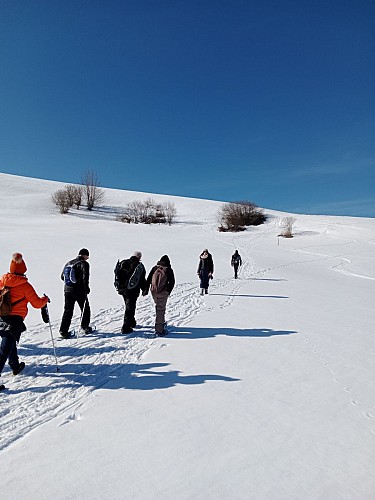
0, 253, 49, 391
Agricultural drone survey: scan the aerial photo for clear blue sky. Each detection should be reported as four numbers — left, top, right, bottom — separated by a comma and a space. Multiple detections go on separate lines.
1, 0, 374, 216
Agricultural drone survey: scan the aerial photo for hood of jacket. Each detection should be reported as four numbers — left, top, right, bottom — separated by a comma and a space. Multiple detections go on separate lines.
157, 255, 170, 267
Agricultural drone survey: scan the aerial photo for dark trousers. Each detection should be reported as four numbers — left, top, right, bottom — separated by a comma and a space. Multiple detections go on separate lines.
122, 294, 138, 331
0, 316, 26, 375
199, 270, 210, 290
233, 263, 239, 278
60, 290, 90, 334
0, 333, 19, 374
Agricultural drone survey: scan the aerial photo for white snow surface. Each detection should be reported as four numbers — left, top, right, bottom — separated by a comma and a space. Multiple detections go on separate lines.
0, 172, 374, 499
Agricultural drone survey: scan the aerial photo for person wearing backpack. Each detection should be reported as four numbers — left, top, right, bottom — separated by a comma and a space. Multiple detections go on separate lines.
0, 253, 49, 391
197, 249, 214, 295
143, 255, 175, 336
115, 251, 146, 334
59, 248, 92, 339
231, 250, 242, 279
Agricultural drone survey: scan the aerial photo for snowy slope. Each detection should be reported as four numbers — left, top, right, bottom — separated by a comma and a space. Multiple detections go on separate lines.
0, 173, 374, 499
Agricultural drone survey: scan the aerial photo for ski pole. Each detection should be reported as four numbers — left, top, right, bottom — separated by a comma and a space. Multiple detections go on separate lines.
42, 300, 60, 372
77, 297, 88, 339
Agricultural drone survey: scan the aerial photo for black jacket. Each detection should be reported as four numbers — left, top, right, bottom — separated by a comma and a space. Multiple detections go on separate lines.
61, 256, 90, 295
122, 256, 146, 297
197, 253, 214, 275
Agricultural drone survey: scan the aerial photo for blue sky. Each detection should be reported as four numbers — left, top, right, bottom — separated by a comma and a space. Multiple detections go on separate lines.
1, 0, 374, 216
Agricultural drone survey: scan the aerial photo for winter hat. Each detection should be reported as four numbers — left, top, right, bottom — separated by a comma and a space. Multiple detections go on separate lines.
159, 255, 170, 266
10, 252, 27, 275
79, 248, 90, 257
133, 251, 142, 260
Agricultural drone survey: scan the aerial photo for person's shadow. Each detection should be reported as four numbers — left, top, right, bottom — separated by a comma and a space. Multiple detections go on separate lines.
165, 325, 297, 340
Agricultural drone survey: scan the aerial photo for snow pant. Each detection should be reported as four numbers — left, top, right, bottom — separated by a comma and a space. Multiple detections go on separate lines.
0, 316, 26, 375
60, 289, 90, 334
233, 263, 239, 278
122, 293, 138, 331
199, 270, 210, 291
151, 290, 169, 334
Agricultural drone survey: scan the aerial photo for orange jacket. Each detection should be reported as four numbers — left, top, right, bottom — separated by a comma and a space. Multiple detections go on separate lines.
0, 273, 48, 319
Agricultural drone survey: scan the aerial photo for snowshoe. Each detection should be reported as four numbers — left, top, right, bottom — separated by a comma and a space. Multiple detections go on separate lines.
80, 326, 94, 335
59, 331, 75, 339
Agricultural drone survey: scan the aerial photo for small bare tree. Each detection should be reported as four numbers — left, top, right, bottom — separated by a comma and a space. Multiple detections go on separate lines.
163, 201, 177, 225
279, 217, 296, 238
51, 189, 72, 214
81, 170, 105, 211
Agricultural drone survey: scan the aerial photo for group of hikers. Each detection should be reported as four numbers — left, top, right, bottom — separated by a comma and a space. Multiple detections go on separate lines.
0, 248, 242, 391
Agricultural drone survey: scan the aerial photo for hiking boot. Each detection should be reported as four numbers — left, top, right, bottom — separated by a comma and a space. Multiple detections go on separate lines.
81, 326, 93, 335
121, 326, 133, 334
156, 329, 168, 337
205, 289, 208, 294
0, 384, 6, 391
60, 331, 74, 339
13, 361, 25, 376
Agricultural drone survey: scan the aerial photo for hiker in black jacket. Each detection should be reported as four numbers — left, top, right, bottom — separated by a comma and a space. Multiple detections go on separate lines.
231, 250, 242, 279
197, 249, 214, 295
118, 251, 146, 334
59, 248, 92, 338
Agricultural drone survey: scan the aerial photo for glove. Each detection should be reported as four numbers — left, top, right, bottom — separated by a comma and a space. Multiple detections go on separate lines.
85, 287, 90, 295
41, 305, 50, 324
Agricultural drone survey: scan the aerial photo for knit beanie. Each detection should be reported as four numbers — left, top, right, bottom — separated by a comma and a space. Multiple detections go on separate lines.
79, 248, 90, 257
10, 252, 27, 275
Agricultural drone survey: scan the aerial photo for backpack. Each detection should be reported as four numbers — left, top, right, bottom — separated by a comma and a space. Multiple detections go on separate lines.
114, 259, 144, 293
0, 286, 12, 316
63, 262, 77, 287
232, 255, 240, 265
0, 286, 24, 316
150, 265, 168, 294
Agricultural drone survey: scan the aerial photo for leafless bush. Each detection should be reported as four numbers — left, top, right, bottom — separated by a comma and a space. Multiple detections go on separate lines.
65, 184, 83, 209
279, 217, 296, 238
218, 201, 266, 232
81, 170, 105, 211
51, 189, 72, 214
118, 198, 177, 225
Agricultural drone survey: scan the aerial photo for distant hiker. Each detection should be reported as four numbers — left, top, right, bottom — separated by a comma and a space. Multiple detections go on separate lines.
197, 249, 214, 295
59, 248, 92, 338
0, 253, 49, 391
114, 251, 146, 334
143, 255, 175, 336
231, 250, 242, 279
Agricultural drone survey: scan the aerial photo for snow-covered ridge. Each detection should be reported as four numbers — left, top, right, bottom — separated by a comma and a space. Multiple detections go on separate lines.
0, 172, 374, 499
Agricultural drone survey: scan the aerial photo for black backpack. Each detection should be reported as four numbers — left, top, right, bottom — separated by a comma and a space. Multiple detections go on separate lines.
114, 259, 133, 294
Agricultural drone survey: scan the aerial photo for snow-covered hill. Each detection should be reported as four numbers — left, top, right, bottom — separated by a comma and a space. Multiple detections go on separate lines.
0, 172, 374, 499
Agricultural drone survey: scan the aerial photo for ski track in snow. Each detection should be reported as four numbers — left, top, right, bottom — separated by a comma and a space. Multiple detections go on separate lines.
1, 219, 374, 449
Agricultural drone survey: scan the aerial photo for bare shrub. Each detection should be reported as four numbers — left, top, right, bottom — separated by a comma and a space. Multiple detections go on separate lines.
81, 170, 105, 211
279, 217, 296, 238
218, 201, 266, 232
65, 184, 83, 209
51, 189, 72, 214
119, 199, 177, 225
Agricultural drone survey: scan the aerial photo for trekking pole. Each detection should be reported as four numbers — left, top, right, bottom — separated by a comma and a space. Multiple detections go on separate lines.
77, 297, 88, 340
42, 300, 60, 372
